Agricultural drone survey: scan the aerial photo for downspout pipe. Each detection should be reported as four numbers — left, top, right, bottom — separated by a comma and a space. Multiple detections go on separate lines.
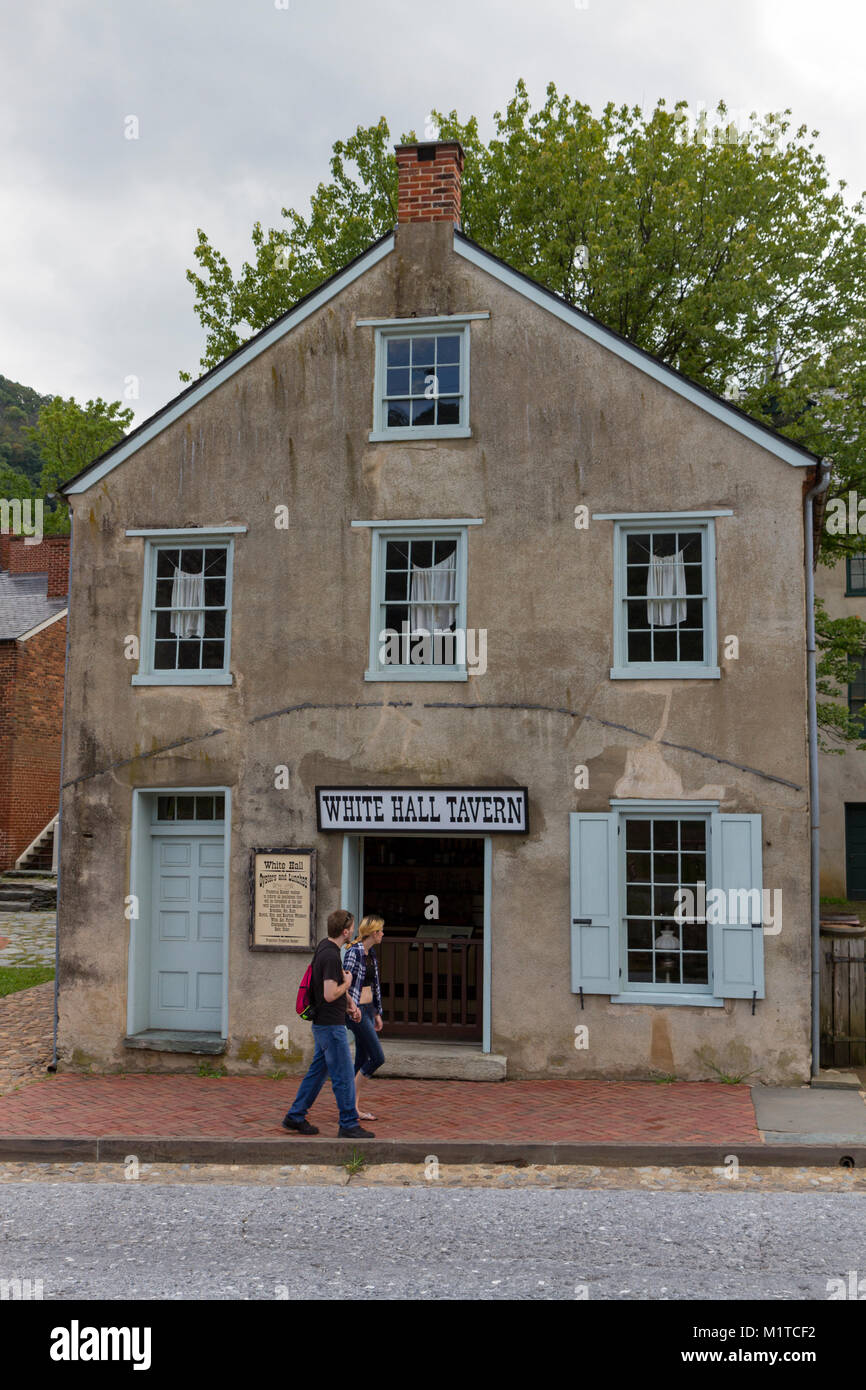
805, 460, 831, 1080
49, 510, 73, 1072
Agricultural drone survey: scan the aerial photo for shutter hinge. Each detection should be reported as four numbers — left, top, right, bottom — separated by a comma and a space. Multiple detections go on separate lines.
751, 990, 757, 1016
579, 986, 584, 1010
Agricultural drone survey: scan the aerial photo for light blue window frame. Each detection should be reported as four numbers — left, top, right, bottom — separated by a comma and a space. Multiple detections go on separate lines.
611, 802, 718, 1005
365, 315, 480, 442
609, 514, 721, 679
361, 520, 472, 682
129, 527, 241, 687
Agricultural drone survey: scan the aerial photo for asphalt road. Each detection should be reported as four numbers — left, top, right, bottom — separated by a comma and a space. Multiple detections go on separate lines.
1, 1183, 865, 1300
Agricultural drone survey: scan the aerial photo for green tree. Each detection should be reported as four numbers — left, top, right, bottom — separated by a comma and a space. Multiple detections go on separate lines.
183, 82, 866, 739
24, 396, 134, 533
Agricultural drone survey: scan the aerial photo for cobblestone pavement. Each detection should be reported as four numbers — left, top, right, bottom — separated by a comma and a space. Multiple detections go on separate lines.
0, 1160, 862, 1190
0, 910, 56, 967
0, 981, 54, 1094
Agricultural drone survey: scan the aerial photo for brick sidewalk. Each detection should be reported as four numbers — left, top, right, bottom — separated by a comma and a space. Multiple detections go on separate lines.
0, 1073, 760, 1144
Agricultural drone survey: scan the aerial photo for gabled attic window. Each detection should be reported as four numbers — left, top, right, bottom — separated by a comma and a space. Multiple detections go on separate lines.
358, 313, 487, 442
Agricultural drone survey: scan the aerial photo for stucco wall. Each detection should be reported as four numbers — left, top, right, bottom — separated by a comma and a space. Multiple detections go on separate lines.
57, 221, 812, 1081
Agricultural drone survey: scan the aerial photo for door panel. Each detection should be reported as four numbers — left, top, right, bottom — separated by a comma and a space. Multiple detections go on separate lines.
150, 833, 224, 1030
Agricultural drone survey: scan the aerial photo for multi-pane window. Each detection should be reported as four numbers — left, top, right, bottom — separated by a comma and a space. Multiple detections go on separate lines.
624, 817, 710, 989
849, 654, 866, 731
150, 545, 228, 673
155, 794, 225, 822
381, 536, 458, 662
364, 525, 470, 679
369, 322, 472, 439
384, 333, 461, 429
847, 555, 866, 595
624, 529, 704, 663
611, 519, 718, 677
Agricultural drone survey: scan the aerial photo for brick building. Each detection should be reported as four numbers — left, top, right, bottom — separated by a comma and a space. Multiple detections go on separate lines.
0, 535, 69, 870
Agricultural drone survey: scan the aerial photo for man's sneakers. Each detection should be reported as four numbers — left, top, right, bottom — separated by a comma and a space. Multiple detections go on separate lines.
281, 1117, 319, 1135
338, 1125, 375, 1139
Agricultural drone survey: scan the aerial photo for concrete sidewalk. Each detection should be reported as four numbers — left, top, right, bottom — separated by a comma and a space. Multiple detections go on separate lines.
0, 1072, 863, 1167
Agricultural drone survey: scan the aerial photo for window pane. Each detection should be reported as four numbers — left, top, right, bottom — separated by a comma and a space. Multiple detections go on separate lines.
178, 640, 201, 669
176, 796, 195, 820
627, 534, 651, 563
627, 948, 653, 982
653, 821, 678, 851
386, 368, 410, 396
387, 402, 410, 427
214, 795, 225, 819
155, 610, 174, 639
436, 364, 459, 394
411, 540, 434, 567
385, 569, 408, 600
654, 853, 678, 882
203, 610, 225, 639
626, 599, 650, 631
202, 641, 225, 669
178, 548, 204, 574
156, 796, 175, 820
626, 563, 649, 597
411, 337, 435, 367
155, 579, 174, 607
681, 821, 706, 849
411, 366, 432, 394
436, 398, 460, 424
682, 922, 707, 951
684, 564, 703, 595
626, 920, 653, 950
678, 629, 704, 662
625, 852, 651, 881
195, 796, 214, 820
653, 630, 677, 662
436, 335, 461, 364
154, 641, 176, 669
156, 549, 180, 577
411, 398, 435, 426
628, 629, 651, 662
204, 578, 226, 607
626, 820, 651, 849
682, 954, 709, 984
387, 338, 410, 366
626, 885, 652, 915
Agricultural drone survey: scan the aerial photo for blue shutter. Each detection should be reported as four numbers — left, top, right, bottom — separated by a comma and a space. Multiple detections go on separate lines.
711, 813, 765, 999
341, 835, 362, 927
569, 812, 620, 994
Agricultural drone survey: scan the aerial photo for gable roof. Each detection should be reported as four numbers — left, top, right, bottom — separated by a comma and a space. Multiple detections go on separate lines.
0, 570, 67, 641
62, 226, 819, 496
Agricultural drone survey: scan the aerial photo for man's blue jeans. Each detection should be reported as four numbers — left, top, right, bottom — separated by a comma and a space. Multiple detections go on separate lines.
285, 1024, 359, 1131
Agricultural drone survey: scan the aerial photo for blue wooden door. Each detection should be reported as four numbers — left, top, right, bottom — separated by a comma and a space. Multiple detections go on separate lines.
149, 833, 225, 1030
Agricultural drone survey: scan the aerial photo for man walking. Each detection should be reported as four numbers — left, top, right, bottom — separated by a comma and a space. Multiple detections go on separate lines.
282, 909, 374, 1139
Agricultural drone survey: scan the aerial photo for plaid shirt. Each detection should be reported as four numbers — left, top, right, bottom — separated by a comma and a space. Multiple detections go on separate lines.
343, 942, 382, 1013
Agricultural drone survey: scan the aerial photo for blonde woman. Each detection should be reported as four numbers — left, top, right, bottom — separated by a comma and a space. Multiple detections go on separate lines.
343, 915, 386, 1121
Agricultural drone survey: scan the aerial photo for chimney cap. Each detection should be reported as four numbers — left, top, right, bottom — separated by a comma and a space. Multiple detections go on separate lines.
394, 139, 464, 158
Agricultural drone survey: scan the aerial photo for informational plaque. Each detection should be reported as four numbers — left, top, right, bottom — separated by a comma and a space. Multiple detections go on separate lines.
249, 848, 316, 952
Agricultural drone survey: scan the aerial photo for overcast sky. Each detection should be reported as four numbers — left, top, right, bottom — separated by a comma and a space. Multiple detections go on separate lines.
1, 0, 863, 423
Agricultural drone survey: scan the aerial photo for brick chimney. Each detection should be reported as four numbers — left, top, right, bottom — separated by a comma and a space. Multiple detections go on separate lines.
395, 141, 464, 227
3, 535, 70, 597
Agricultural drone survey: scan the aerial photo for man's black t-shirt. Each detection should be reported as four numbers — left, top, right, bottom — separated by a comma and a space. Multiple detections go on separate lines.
311, 939, 346, 1025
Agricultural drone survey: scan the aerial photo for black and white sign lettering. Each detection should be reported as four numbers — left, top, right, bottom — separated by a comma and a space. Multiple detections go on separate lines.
316, 786, 529, 834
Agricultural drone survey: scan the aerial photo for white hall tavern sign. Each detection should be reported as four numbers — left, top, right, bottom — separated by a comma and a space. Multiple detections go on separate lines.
316, 786, 529, 834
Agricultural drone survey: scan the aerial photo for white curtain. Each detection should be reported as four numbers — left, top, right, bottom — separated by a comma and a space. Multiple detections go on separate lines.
170, 567, 204, 639
410, 551, 457, 632
647, 550, 687, 626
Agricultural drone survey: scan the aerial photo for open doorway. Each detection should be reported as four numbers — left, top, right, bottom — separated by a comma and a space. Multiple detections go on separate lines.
361, 836, 484, 1039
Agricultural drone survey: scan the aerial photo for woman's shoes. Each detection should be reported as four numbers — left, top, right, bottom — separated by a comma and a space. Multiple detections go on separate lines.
357, 1110, 377, 1121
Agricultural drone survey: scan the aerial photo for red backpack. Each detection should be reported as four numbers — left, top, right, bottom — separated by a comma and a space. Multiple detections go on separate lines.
296, 948, 321, 1021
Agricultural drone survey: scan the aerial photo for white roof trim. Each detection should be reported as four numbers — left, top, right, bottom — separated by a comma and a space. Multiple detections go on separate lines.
351, 518, 484, 528
453, 237, 816, 470
65, 235, 396, 495
17, 607, 67, 641
593, 509, 733, 520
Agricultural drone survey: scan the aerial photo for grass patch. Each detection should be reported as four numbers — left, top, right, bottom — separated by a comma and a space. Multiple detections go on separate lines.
0, 965, 54, 997
345, 1149, 367, 1177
